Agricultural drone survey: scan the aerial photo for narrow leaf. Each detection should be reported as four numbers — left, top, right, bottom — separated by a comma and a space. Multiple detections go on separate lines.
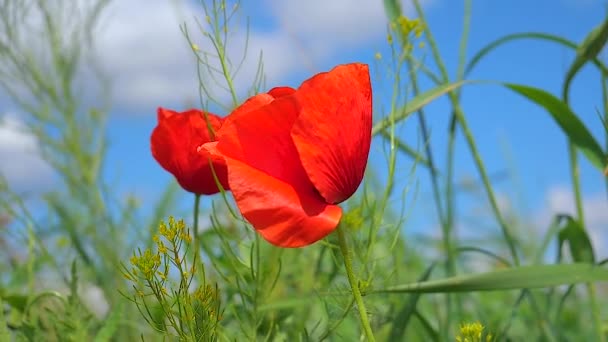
504, 83, 606, 170
564, 19, 608, 90
379, 130, 437, 173
388, 264, 435, 340
557, 214, 595, 263
372, 263, 608, 294
1, 293, 28, 313
0, 297, 9, 342
372, 81, 468, 135
466, 32, 608, 76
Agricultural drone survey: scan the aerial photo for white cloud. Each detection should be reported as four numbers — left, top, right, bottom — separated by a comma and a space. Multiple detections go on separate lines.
80, 284, 110, 319
1, 0, 431, 113
0, 115, 53, 191
266, 0, 413, 51
96, 0, 202, 111
95, 0, 426, 112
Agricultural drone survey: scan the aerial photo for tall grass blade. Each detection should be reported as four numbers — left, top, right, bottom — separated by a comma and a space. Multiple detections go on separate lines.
373, 263, 608, 293
466, 32, 608, 76
387, 263, 435, 340
372, 81, 469, 135
0, 297, 9, 342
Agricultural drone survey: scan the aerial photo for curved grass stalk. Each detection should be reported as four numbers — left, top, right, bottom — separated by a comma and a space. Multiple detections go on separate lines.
336, 225, 376, 341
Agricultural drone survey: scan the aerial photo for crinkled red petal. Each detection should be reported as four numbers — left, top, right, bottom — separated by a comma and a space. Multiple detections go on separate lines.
226, 157, 342, 247
291, 63, 372, 204
213, 96, 342, 247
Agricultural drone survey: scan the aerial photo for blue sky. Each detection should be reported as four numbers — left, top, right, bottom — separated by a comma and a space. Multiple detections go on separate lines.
1, 0, 607, 257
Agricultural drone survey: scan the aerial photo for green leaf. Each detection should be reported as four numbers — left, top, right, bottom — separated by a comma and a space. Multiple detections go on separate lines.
372, 81, 469, 136
564, 19, 608, 90
557, 215, 595, 263
371, 263, 608, 293
503, 83, 606, 170
1, 293, 28, 313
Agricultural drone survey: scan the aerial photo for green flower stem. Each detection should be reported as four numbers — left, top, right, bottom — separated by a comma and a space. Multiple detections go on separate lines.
193, 194, 201, 262
336, 225, 375, 341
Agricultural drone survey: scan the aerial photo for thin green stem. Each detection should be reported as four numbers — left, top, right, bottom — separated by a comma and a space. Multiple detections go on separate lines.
456, 0, 472, 82
602, 73, 608, 200
454, 108, 520, 264
587, 282, 605, 342
568, 145, 585, 224
193, 194, 201, 263
414, 0, 520, 266
562, 62, 601, 342
211, 2, 238, 107
336, 225, 375, 341
406, 55, 455, 338
563, 84, 585, 226
448, 0, 469, 327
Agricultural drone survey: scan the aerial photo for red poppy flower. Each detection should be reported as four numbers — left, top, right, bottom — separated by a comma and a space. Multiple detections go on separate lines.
203, 63, 372, 247
151, 108, 229, 195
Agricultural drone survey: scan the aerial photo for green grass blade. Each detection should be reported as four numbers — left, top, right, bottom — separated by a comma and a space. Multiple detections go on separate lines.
388, 263, 435, 340
1, 293, 28, 313
379, 130, 436, 172
504, 83, 606, 170
466, 32, 608, 76
372, 80, 468, 136
564, 18, 608, 91
0, 297, 9, 342
372, 263, 608, 293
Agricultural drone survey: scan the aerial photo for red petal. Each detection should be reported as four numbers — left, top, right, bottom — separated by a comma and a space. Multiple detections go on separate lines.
151, 108, 229, 194
214, 96, 342, 247
291, 63, 372, 204
268, 86, 296, 98
226, 157, 341, 247
157, 107, 175, 120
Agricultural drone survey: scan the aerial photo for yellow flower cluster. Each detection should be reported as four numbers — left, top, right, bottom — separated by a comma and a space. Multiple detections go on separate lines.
387, 15, 425, 54
395, 16, 424, 39
158, 216, 191, 244
122, 216, 223, 339
130, 249, 161, 280
126, 216, 192, 283
455, 321, 493, 342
